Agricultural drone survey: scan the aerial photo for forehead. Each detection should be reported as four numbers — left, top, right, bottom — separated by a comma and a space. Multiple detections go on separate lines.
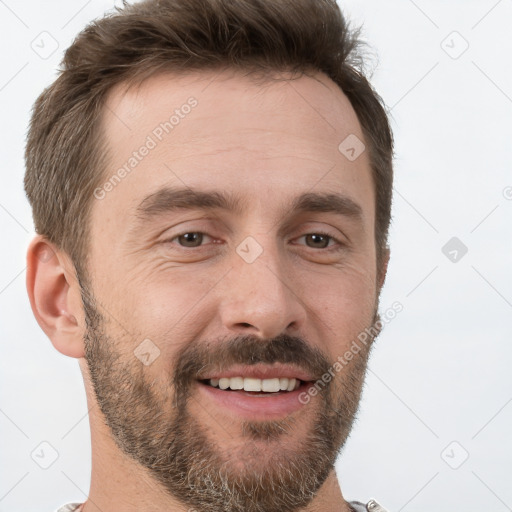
104, 68, 364, 152
93, 68, 373, 236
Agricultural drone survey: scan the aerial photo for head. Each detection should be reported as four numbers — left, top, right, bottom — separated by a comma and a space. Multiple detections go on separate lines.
25, 1, 394, 511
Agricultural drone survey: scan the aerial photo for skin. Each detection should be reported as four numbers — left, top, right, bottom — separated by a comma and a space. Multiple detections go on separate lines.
27, 68, 389, 512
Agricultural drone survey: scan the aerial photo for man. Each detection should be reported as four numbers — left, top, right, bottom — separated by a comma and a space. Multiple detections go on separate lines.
24, 0, 394, 511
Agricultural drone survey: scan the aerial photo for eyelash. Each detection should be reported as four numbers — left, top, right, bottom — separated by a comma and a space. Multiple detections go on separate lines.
164, 230, 344, 251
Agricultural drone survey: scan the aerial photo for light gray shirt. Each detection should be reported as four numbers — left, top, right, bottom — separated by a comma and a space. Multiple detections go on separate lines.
55, 499, 390, 511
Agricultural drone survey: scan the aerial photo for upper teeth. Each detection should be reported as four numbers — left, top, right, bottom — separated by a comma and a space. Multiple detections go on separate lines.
208, 377, 300, 392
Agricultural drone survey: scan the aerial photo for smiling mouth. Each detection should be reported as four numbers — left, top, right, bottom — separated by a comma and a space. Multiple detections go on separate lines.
199, 377, 307, 395
196, 373, 317, 419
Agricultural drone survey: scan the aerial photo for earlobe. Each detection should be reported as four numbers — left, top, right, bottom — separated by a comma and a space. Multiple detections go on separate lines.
26, 235, 85, 358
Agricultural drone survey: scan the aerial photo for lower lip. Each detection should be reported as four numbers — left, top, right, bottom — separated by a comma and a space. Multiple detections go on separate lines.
197, 381, 312, 420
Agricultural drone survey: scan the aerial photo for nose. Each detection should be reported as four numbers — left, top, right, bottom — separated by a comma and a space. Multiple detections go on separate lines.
219, 236, 306, 340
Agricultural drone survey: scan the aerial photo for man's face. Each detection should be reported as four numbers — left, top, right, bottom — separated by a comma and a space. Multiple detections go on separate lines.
82, 68, 383, 512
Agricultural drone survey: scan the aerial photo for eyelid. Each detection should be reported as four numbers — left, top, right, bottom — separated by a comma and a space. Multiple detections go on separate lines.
163, 230, 216, 246
164, 229, 345, 251
292, 230, 345, 250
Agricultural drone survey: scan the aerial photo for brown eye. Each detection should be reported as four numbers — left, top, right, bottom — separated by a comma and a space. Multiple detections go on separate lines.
304, 233, 332, 249
291, 229, 347, 254
176, 232, 204, 247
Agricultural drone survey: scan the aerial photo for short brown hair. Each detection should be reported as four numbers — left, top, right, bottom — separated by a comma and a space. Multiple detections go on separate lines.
24, 0, 394, 282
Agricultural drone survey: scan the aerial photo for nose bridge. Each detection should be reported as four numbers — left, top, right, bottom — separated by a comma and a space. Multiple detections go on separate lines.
219, 232, 305, 338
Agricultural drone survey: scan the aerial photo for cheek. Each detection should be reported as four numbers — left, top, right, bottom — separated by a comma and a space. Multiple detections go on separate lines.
337, 259, 377, 312
116, 270, 216, 342
311, 259, 377, 352
314, 245, 376, 300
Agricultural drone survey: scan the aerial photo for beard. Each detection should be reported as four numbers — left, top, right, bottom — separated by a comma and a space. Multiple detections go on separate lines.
80, 281, 381, 512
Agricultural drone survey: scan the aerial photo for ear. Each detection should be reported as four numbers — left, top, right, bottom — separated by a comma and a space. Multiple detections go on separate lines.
26, 235, 86, 358
377, 246, 390, 292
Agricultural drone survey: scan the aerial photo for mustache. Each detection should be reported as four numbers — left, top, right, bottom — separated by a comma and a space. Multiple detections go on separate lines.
172, 333, 332, 398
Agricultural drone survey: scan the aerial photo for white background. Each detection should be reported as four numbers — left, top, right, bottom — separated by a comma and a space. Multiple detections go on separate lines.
0, 1, 511, 511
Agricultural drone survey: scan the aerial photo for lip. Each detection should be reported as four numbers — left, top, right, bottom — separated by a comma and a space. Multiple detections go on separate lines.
197, 363, 315, 382
196, 379, 314, 420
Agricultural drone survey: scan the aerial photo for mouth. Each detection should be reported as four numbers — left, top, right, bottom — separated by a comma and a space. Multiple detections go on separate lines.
196, 372, 316, 420
199, 376, 304, 395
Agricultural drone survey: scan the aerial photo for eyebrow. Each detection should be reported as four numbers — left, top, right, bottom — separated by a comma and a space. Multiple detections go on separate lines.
134, 186, 363, 226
